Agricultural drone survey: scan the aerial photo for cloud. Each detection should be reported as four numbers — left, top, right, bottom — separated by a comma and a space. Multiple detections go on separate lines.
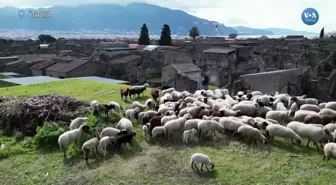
0, 0, 334, 32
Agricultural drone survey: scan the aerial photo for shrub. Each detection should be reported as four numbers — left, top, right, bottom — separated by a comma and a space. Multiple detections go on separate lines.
86, 112, 121, 137
34, 123, 65, 149
14, 131, 24, 142
229, 33, 238, 39
0, 137, 35, 160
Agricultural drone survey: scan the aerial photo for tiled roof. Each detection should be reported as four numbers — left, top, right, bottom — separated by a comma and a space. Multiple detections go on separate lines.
31, 60, 57, 70
171, 63, 202, 73
203, 47, 236, 54
46, 60, 89, 73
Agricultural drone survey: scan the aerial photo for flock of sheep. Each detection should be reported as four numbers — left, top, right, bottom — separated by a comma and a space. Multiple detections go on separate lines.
57, 84, 336, 173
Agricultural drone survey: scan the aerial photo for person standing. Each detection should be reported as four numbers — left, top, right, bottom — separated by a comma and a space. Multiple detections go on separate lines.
202, 72, 209, 90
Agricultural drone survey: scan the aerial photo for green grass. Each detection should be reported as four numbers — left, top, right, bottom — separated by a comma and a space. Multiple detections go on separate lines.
0, 79, 335, 185
146, 77, 161, 82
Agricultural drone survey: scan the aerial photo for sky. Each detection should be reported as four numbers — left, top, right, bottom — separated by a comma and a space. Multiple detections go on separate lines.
0, 0, 335, 33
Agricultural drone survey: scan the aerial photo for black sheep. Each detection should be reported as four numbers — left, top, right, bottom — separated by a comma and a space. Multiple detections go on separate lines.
115, 132, 137, 149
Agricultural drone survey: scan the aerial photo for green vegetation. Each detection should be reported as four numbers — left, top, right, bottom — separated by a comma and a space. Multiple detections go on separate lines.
138, 23, 150, 45
159, 24, 172, 46
38, 34, 56, 43
0, 79, 335, 185
0, 74, 8, 79
229, 33, 238, 39
189, 27, 200, 51
146, 77, 161, 82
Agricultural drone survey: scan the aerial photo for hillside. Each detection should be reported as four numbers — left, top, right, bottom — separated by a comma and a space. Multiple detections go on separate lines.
0, 79, 335, 184
0, 3, 237, 36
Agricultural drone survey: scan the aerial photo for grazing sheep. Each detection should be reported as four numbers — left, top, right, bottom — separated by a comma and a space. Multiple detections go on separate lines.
129, 87, 147, 99
290, 103, 298, 112
187, 106, 205, 118
184, 97, 197, 103
151, 88, 160, 101
116, 118, 134, 134
124, 107, 140, 120
131, 83, 150, 90
82, 137, 99, 162
70, 117, 88, 130
171, 91, 183, 101
115, 132, 137, 149
164, 114, 193, 139
324, 123, 336, 133
287, 121, 332, 150
99, 136, 116, 156
152, 126, 165, 138
219, 117, 247, 135
108, 101, 123, 113
148, 115, 164, 134
300, 104, 320, 113
142, 110, 160, 123
219, 107, 242, 117
120, 88, 129, 100
325, 102, 336, 111
161, 114, 177, 126
158, 105, 174, 115
323, 142, 336, 161
145, 98, 156, 110
100, 127, 127, 138
58, 124, 90, 158
142, 123, 150, 139
161, 87, 175, 96
290, 97, 318, 108
190, 153, 215, 172
198, 120, 225, 138
320, 108, 336, 116
132, 101, 148, 112
276, 102, 288, 111
236, 125, 267, 144
294, 110, 319, 122
265, 110, 294, 125
232, 103, 260, 117
265, 124, 301, 145
90, 100, 99, 112
93, 103, 115, 116
183, 128, 198, 144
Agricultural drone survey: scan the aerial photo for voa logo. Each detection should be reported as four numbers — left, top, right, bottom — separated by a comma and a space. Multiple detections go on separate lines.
301, 8, 319, 25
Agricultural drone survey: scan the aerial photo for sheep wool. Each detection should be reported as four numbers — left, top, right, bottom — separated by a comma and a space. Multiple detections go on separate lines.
198, 120, 224, 137
265, 110, 294, 125
183, 128, 198, 144
132, 101, 148, 112
125, 107, 140, 120
69, 117, 88, 130
152, 126, 165, 138
190, 153, 214, 172
164, 114, 193, 139
185, 119, 202, 131
99, 136, 116, 156
232, 103, 259, 117
187, 106, 205, 118
142, 123, 150, 138
266, 124, 301, 145
325, 102, 336, 111
109, 101, 122, 113
237, 125, 267, 144
58, 124, 90, 158
100, 127, 122, 138
82, 137, 99, 161
300, 104, 320, 113
161, 114, 177, 126
116, 118, 134, 134
323, 142, 336, 161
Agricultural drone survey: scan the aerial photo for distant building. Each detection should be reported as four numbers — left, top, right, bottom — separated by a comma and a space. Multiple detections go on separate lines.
286, 35, 305, 40
162, 63, 202, 92
31, 60, 57, 76
230, 45, 253, 60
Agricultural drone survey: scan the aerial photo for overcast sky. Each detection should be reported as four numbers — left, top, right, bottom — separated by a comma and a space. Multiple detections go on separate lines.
1, 0, 335, 32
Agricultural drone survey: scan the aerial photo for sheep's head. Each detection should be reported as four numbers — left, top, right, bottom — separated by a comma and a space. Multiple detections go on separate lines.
208, 163, 215, 170
246, 93, 253, 100
269, 97, 275, 102
219, 110, 225, 117
322, 127, 332, 137
235, 110, 242, 117
117, 130, 128, 136
81, 124, 90, 133
288, 110, 295, 117
130, 132, 137, 137
256, 99, 265, 107
295, 139, 302, 145
156, 112, 163, 116
81, 117, 89, 122
290, 97, 298, 102
144, 83, 150, 88
261, 122, 268, 129
184, 113, 193, 120
200, 106, 205, 110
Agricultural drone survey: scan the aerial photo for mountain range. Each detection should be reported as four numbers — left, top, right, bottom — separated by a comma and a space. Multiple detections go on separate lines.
0, 3, 318, 36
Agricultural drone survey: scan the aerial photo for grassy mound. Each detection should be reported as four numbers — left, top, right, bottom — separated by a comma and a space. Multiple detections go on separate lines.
0, 79, 335, 185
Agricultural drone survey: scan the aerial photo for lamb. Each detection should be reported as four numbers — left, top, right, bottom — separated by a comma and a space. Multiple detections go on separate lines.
100, 127, 127, 138
58, 124, 90, 158
164, 114, 193, 139
198, 120, 225, 138
142, 123, 150, 139
323, 142, 336, 161
290, 103, 298, 112
145, 98, 156, 110
132, 101, 148, 112
150, 88, 160, 101
152, 126, 165, 138
69, 117, 88, 130
287, 121, 332, 150
276, 102, 288, 111
185, 119, 202, 131
294, 110, 319, 122
120, 88, 130, 100
116, 118, 134, 134
161, 114, 177, 126
161, 87, 175, 96
265, 110, 294, 125
114, 132, 137, 149
219, 117, 247, 135
300, 104, 320, 113
187, 106, 205, 118
236, 125, 267, 144
290, 97, 318, 108
325, 102, 336, 111
219, 107, 242, 117
149, 115, 164, 134
190, 153, 215, 172
82, 137, 99, 162
183, 128, 198, 144
265, 124, 301, 145
99, 136, 116, 156
232, 102, 260, 117
108, 101, 123, 113
124, 107, 140, 121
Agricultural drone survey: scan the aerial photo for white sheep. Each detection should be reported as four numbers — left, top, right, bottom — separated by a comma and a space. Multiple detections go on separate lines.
232, 103, 259, 117
287, 121, 332, 150
323, 142, 336, 161
145, 98, 156, 110
319, 102, 327, 109
251, 91, 263, 96
293, 110, 319, 122
185, 119, 202, 131
100, 127, 123, 138
190, 153, 215, 172
187, 106, 205, 118
193, 101, 211, 109
300, 104, 320, 113
218, 107, 242, 117
324, 123, 336, 133
325, 102, 336, 111
184, 96, 197, 103
290, 97, 318, 108
236, 125, 267, 144
219, 117, 247, 135
69, 117, 88, 130
131, 83, 150, 90
181, 90, 191, 98
198, 120, 225, 138
82, 137, 99, 162
132, 101, 148, 112
265, 110, 294, 125
125, 107, 140, 121
183, 128, 198, 144
276, 102, 288, 111
265, 124, 301, 145
116, 118, 133, 134
171, 91, 183, 100
164, 114, 192, 140
152, 126, 165, 138
90, 100, 100, 112
158, 105, 174, 115
108, 101, 123, 113
320, 108, 336, 116
142, 123, 150, 139
58, 124, 90, 158
144, 110, 159, 118
161, 87, 175, 96
161, 114, 177, 126
202, 115, 213, 120
99, 136, 115, 156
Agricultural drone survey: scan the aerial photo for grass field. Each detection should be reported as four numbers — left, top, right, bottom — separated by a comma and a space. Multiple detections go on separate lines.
0, 79, 335, 185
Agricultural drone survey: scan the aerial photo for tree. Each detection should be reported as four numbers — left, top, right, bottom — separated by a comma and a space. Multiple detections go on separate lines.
189, 27, 200, 51
38, 34, 56, 43
159, 24, 172, 46
319, 27, 324, 38
138, 23, 150, 45
229, 33, 238, 39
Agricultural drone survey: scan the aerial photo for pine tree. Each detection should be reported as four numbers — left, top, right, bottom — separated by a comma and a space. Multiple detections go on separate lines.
319, 27, 324, 38
159, 24, 172, 46
138, 23, 150, 45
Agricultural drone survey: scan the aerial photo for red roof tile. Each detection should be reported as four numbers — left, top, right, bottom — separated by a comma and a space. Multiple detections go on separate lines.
31, 60, 57, 70
46, 60, 89, 73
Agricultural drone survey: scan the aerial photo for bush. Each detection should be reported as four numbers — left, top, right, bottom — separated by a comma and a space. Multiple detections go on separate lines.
38, 34, 56, 43
0, 137, 35, 160
34, 123, 65, 149
86, 112, 121, 136
229, 33, 238, 39
14, 131, 24, 142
